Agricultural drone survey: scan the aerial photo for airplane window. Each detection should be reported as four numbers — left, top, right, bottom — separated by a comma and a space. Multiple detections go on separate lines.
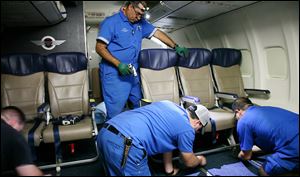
265, 47, 288, 79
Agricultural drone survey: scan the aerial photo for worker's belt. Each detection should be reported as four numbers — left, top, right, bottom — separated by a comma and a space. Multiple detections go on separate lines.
103, 123, 125, 138
103, 123, 132, 168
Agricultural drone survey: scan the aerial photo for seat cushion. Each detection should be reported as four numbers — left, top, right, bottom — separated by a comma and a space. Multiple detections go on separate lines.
204, 108, 235, 132
42, 116, 93, 143
22, 121, 46, 146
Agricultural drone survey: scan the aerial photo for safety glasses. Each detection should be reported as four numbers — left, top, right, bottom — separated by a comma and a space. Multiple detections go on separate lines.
131, 2, 148, 18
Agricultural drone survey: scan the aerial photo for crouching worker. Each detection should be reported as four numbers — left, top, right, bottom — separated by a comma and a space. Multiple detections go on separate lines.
1, 106, 45, 176
232, 97, 299, 176
97, 100, 208, 176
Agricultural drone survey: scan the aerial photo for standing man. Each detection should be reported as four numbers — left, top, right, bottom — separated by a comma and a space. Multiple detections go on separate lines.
97, 100, 208, 176
96, 1, 189, 119
232, 97, 299, 176
1, 106, 45, 176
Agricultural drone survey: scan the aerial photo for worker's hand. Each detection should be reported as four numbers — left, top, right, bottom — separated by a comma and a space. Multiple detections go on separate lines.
196, 155, 207, 166
118, 63, 131, 75
175, 44, 189, 58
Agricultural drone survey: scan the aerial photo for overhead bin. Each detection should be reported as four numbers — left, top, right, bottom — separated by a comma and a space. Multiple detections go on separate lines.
1, 1, 67, 27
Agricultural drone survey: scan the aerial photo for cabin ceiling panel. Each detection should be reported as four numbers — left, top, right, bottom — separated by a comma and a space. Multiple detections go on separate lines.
1, 1, 67, 27
150, 1, 257, 32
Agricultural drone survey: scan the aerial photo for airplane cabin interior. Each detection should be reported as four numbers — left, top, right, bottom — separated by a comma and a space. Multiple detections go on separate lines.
1, 1, 299, 176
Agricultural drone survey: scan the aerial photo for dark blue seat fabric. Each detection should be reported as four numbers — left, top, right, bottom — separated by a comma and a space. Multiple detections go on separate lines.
139, 49, 178, 70
45, 52, 87, 73
1, 53, 44, 75
177, 48, 211, 68
211, 48, 241, 67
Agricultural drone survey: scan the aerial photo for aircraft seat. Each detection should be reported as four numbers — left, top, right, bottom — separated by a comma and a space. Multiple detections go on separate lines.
211, 48, 246, 97
41, 52, 98, 168
139, 49, 180, 104
42, 52, 97, 142
1, 53, 46, 146
211, 48, 270, 105
177, 48, 235, 132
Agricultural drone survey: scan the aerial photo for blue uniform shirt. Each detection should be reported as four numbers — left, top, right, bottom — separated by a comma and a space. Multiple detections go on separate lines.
237, 106, 299, 167
97, 10, 156, 75
237, 106, 299, 152
108, 100, 195, 156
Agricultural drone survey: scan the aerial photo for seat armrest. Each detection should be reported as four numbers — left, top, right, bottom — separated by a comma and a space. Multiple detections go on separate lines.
181, 96, 200, 105
140, 99, 152, 107
89, 98, 97, 108
37, 102, 50, 113
88, 98, 99, 135
244, 89, 270, 99
215, 92, 238, 100
37, 102, 52, 125
180, 95, 201, 108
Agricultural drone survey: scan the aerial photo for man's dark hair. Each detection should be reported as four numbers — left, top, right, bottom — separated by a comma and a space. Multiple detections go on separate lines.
1, 106, 26, 123
232, 97, 254, 111
123, 1, 147, 9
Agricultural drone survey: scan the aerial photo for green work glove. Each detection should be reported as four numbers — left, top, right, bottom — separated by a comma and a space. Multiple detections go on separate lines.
175, 44, 189, 58
118, 63, 131, 75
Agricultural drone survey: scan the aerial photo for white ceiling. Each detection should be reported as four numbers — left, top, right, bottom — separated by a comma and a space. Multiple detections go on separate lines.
1, 1, 258, 31
84, 1, 258, 32
149, 1, 258, 32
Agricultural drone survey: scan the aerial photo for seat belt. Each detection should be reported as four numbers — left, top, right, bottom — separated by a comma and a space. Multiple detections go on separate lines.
210, 118, 217, 144
28, 118, 42, 161
53, 124, 62, 176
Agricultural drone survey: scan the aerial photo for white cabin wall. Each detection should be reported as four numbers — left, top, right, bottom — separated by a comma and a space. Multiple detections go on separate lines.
86, 25, 101, 68
166, 1, 299, 113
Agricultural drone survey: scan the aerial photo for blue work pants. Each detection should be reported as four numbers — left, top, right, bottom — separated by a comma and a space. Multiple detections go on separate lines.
100, 72, 141, 120
97, 127, 150, 176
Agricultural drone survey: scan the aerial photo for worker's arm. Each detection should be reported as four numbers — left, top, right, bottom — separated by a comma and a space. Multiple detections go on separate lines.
153, 29, 177, 48
16, 164, 44, 176
95, 41, 120, 67
153, 29, 188, 57
180, 152, 206, 168
95, 41, 130, 75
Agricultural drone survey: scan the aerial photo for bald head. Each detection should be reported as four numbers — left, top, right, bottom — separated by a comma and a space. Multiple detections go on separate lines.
1, 106, 26, 131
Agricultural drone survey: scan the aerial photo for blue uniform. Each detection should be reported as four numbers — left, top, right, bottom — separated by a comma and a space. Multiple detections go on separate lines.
97, 100, 195, 176
237, 106, 299, 175
97, 10, 156, 119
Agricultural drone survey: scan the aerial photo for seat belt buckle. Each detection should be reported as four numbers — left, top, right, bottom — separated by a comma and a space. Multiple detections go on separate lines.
62, 120, 71, 125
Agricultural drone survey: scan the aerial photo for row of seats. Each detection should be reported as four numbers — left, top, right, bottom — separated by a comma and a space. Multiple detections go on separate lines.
1, 52, 98, 168
139, 47, 270, 136
138, 48, 242, 134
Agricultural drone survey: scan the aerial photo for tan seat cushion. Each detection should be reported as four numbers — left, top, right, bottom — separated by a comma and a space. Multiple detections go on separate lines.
204, 108, 235, 132
22, 121, 46, 146
42, 117, 93, 143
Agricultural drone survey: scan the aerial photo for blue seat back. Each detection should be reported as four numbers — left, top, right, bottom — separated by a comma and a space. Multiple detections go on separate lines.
139, 49, 180, 103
